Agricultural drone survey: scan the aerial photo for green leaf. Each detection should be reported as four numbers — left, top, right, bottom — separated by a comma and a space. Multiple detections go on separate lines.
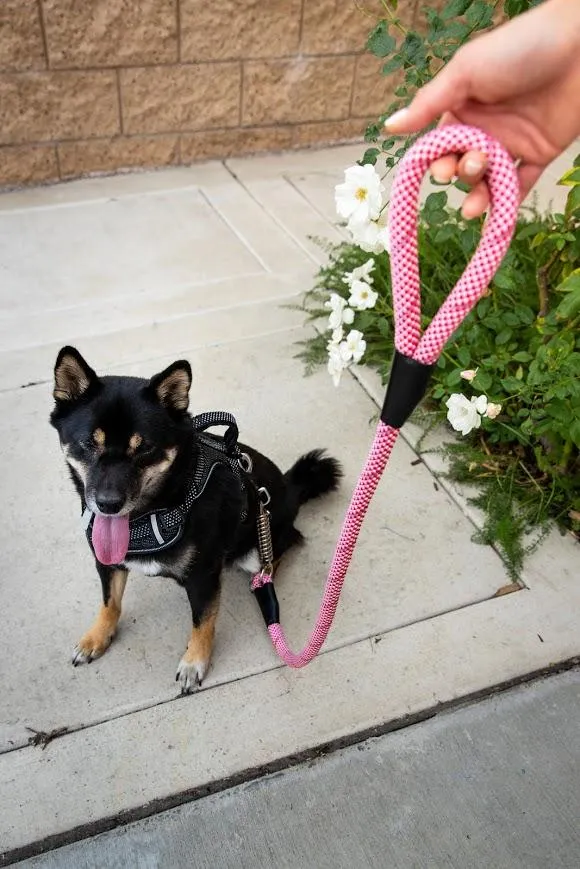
501, 377, 522, 393
366, 21, 397, 58
424, 191, 448, 212
558, 167, 580, 186
382, 55, 404, 76
512, 351, 533, 363
555, 288, 580, 320
516, 222, 544, 240
547, 401, 572, 425
570, 419, 580, 448
457, 346, 471, 366
565, 185, 580, 218
360, 148, 380, 166
555, 269, 580, 294
446, 369, 463, 387
442, 0, 472, 19
504, 0, 531, 18
465, 0, 494, 30
381, 137, 397, 152
472, 369, 492, 391
441, 20, 471, 40
400, 32, 426, 69
530, 232, 547, 249
496, 329, 512, 346
493, 271, 515, 290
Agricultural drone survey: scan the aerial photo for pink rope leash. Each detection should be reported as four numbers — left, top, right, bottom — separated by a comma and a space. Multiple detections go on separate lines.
252, 125, 519, 668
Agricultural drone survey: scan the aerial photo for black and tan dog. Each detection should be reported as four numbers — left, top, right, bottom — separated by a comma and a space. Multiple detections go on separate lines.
50, 347, 341, 693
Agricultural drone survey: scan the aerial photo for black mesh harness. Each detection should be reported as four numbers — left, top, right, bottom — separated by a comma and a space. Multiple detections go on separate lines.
82, 412, 250, 557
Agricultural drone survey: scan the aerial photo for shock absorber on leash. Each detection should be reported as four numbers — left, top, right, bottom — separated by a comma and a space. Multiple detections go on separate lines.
251, 124, 520, 668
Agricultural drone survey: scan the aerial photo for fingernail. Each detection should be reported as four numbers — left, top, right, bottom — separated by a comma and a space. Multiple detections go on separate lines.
384, 108, 408, 129
431, 172, 449, 184
464, 158, 483, 177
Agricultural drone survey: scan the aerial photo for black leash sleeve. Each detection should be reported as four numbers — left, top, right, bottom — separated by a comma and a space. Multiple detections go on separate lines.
380, 350, 435, 429
253, 584, 280, 627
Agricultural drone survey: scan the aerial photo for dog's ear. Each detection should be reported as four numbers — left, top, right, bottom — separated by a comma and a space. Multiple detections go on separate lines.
147, 360, 192, 412
53, 346, 99, 403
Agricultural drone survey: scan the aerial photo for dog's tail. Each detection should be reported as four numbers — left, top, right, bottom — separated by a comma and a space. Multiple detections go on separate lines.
284, 449, 342, 506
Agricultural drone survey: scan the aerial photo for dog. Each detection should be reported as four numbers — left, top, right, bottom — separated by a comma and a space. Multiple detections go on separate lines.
50, 346, 342, 693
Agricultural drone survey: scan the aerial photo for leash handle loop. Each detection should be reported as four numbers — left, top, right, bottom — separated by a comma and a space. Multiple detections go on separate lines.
253, 126, 520, 667
388, 124, 520, 367
192, 411, 240, 456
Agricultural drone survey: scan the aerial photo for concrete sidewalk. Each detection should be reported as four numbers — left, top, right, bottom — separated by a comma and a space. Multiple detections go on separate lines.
0, 143, 578, 862
14, 669, 580, 868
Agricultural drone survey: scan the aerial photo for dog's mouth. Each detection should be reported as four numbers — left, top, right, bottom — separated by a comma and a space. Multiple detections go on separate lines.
92, 513, 130, 565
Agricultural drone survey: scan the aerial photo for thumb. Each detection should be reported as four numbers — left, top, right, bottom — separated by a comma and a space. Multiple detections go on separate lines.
384, 59, 468, 133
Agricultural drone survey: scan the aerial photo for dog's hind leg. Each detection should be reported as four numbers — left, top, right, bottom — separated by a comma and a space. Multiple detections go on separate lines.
176, 567, 222, 694
72, 566, 128, 665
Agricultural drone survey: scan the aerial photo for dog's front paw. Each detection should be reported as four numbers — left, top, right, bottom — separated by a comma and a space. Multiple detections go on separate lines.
175, 656, 209, 695
72, 626, 114, 665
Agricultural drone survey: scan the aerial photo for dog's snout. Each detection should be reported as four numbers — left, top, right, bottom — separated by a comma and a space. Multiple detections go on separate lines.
95, 490, 125, 515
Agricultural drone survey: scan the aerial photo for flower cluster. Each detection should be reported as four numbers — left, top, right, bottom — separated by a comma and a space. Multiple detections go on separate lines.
445, 371, 502, 435
325, 258, 379, 387
335, 164, 391, 255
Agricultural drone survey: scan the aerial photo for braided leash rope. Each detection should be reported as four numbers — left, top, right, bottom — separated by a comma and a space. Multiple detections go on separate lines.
253, 125, 520, 668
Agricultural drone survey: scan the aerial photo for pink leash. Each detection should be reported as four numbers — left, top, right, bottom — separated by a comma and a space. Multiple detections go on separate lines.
252, 125, 520, 668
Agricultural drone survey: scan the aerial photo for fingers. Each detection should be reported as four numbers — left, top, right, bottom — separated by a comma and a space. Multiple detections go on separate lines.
429, 149, 490, 218
517, 163, 543, 202
461, 181, 490, 219
457, 151, 488, 187
430, 154, 457, 184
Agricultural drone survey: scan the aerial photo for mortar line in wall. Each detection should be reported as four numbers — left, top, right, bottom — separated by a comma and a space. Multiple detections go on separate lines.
0, 118, 366, 154
298, 0, 306, 47
239, 61, 245, 127
348, 53, 358, 117
176, 0, 182, 63
28, 51, 364, 75
115, 69, 124, 135
54, 144, 62, 180
36, 0, 50, 69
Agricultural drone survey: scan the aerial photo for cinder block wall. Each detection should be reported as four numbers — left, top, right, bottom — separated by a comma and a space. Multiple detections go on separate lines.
0, 0, 419, 189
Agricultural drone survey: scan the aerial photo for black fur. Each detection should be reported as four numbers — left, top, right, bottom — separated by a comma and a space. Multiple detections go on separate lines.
50, 346, 342, 692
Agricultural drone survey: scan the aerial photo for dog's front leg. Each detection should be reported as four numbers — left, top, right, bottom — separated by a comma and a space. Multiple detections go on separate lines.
72, 564, 128, 665
176, 564, 222, 694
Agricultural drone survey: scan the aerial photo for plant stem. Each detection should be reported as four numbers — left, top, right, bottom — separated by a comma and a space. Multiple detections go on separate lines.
537, 249, 559, 317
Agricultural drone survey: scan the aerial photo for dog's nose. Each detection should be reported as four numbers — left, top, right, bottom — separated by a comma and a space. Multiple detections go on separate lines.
95, 491, 125, 515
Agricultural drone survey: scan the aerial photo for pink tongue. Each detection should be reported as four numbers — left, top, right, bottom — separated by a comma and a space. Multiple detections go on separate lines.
92, 514, 130, 565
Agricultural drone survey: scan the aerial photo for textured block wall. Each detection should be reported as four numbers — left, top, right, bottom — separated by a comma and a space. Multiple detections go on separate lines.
0, 0, 419, 189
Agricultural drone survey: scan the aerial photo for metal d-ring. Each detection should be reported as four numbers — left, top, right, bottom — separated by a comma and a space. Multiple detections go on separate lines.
238, 452, 253, 473
257, 486, 271, 507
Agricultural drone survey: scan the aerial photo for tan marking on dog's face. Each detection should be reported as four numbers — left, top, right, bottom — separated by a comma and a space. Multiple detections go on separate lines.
62, 445, 88, 485
93, 428, 106, 447
73, 570, 128, 663
141, 447, 177, 491
127, 433, 143, 456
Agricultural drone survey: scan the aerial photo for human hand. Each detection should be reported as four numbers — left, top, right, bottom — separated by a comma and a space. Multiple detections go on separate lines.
384, 0, 580, 218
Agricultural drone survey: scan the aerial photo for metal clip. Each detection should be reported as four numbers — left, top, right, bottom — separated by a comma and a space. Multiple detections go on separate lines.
256, 495, 274, 577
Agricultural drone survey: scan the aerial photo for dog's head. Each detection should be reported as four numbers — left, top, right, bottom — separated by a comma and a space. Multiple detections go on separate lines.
50, 346, 192, 519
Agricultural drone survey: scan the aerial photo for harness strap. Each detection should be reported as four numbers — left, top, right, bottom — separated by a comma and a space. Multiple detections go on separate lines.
253, 124, 520, 667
